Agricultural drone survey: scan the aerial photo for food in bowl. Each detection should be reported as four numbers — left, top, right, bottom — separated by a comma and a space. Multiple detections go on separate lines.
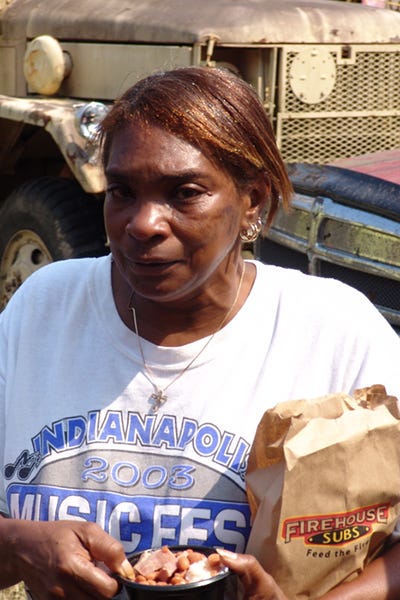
125, 545, 227, 586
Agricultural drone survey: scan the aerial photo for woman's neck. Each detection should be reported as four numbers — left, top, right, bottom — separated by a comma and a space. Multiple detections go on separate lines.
112, 260, 255, 346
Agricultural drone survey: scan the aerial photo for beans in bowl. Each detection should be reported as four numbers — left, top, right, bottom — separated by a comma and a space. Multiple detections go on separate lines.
125, 545, 226, 586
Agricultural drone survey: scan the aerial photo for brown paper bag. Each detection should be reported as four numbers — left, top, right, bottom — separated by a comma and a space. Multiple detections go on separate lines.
245, 385, 400, 599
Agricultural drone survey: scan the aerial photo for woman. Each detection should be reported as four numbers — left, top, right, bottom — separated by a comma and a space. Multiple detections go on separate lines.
1, 66, 400, 599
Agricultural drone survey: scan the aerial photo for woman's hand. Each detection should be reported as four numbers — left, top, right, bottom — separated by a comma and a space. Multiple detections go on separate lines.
1, 518, 134, 599
217, 548, 289, 600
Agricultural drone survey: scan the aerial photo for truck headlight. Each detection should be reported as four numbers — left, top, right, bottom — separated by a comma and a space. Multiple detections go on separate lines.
75, 101, 109, 141
24, 35, 72, 96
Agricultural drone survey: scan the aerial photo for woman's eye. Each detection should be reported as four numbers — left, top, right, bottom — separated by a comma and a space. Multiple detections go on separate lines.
174, 186, 202, 202
106, 184, 132, 202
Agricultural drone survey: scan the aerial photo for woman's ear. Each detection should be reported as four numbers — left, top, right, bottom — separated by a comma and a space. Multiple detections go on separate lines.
241, 173, 271, 230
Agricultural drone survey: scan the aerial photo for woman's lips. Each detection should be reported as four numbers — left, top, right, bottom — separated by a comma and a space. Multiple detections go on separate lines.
129, 258, 180, 275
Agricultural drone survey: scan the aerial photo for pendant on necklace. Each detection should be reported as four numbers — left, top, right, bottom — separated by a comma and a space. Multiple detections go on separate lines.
150, 388, 167, 413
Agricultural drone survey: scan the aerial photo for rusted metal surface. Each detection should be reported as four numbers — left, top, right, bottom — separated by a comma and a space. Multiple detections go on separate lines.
2, 0, 400, 45
0, 94, 106, 192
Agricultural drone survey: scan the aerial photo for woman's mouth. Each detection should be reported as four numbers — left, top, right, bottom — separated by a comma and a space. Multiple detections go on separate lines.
130, 258, 180, 275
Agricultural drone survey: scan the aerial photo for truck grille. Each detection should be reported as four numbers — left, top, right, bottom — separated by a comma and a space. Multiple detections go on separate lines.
319, 260, 400, 313
257, 238, 308, 273
276, 47, 400, 163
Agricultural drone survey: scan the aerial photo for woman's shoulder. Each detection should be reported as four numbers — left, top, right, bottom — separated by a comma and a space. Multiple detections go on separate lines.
251, 259, 385, 326
1, 255, 111, 321
251, 259, 399, 351
29, 254, 107, 279
253, 259, 368, 301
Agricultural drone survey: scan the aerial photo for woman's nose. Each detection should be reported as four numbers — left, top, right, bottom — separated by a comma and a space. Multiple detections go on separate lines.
125, 200, 170, 241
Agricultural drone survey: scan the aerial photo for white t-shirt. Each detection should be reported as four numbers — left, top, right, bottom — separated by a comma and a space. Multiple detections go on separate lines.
1, 255, 399, 554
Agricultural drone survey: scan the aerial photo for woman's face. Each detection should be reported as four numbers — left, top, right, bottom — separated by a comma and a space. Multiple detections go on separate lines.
104, 122, 254, 304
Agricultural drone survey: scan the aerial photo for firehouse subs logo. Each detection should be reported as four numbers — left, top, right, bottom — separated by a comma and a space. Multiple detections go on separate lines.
282, 503, 390, 546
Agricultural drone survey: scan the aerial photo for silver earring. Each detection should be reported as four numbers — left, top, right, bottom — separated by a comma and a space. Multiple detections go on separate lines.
240, 217, 263, 243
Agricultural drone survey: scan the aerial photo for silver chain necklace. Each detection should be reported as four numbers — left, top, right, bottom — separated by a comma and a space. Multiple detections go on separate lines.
129, 265, 246, 413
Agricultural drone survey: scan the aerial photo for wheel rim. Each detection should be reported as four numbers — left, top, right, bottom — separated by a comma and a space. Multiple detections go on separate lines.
0, 230, 53, 309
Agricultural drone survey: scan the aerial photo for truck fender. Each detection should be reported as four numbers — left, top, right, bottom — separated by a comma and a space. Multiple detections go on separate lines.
0, 94, 107, 194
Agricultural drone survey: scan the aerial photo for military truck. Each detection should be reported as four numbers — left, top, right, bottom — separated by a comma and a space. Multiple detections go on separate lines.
1, 0, 400, 308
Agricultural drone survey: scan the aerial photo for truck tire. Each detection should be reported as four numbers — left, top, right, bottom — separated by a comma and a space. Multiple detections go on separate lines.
0, 176, 107, 308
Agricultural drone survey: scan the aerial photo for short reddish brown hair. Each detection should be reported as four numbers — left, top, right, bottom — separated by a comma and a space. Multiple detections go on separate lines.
100, 66, 292, 227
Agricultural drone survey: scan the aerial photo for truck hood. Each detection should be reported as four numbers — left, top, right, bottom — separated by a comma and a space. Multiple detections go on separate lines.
2, 0, 400, 45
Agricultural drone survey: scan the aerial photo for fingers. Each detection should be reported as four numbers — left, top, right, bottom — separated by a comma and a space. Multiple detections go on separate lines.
217, 548, 268, 584
18, 521, 130, 599
66, 522, 134, 597
71, 551, 121, 599
216, 548, 288, 600
78, 523, 134, 579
